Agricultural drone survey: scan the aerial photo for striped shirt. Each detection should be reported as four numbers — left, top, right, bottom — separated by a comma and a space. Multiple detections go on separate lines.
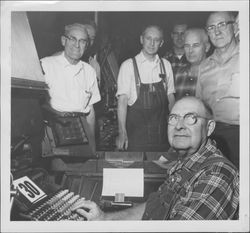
174, 64, 198, 100
164, 51, 189, 79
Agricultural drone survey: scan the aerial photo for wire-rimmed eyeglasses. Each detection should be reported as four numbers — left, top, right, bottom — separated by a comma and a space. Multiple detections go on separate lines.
206, 21, 234, 33
168, 112, 210, 126
64, 34, 88, 46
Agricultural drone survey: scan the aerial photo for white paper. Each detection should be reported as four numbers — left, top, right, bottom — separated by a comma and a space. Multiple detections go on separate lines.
102, 168, 144, 197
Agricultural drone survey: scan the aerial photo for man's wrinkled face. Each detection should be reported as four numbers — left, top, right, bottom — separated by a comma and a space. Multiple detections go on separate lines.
171, 24, 187, 49
184, 32, 208, 65
61, 27, 88, 63
140, 26, 163, 56
206, 12, 235, 49
168, 98, 213, 156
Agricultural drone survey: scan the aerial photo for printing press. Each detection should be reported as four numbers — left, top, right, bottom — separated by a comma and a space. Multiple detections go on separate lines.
10, 11, 178, 221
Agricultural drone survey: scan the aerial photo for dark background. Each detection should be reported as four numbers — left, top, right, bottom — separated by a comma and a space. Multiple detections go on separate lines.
27, 11, 215, 65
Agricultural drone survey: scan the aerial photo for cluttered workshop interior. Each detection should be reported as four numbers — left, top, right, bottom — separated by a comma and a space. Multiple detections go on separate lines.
9, 10, 234, 221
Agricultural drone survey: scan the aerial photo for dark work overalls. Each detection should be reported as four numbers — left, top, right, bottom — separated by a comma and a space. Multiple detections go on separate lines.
126, 57, 170, 152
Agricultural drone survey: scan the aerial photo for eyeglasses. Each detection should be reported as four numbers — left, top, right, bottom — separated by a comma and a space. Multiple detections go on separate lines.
64, 35, 88, 46
206, 21, 234, 33
168, 112, 210, 126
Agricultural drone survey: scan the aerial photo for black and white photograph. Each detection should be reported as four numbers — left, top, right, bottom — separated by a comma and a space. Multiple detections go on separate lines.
1, 1, 249, 232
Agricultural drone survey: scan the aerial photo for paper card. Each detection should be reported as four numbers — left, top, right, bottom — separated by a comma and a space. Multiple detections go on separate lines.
13, 176, 47, 204
102, 168, 144, 197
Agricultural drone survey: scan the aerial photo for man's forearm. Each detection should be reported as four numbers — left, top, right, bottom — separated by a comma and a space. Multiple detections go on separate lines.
86, 106, 96, 138
103, 203, 146, 220
117, 95, 128, 134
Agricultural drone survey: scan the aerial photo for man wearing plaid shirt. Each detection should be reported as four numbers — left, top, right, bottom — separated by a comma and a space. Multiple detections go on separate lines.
175, 28, 210, 100
72, 97, 239, 220
164, 22, 189, 79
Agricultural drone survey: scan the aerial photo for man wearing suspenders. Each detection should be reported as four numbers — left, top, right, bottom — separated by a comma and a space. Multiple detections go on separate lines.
115, 25, 175, 152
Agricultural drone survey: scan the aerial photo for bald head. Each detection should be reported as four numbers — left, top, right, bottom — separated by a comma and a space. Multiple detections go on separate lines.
173, 97, 213, 119
168, 97, 215, 157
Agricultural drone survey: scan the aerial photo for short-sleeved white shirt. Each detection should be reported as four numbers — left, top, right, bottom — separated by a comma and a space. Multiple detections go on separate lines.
116, 51, 175, 106
41, 52, 101, 113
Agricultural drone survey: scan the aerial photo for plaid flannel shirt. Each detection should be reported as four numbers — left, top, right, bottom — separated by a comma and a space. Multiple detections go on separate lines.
175, 64, 197, 100
164, 139, 239, 220
164, 51, 189, 79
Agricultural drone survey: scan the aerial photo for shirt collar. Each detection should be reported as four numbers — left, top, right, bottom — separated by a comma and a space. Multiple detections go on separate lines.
57, 52, 84, 77
137, 51, 160, 64
170, 139, 217, 174
210, 43, 239, 64
59, 51, 83, 69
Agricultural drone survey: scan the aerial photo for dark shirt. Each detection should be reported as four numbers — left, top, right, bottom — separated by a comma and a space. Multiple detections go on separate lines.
164, 50, 189, 79
175, 64, 197, 100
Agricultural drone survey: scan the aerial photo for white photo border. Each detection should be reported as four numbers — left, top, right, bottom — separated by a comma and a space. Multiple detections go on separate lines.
1, 1, 249, 232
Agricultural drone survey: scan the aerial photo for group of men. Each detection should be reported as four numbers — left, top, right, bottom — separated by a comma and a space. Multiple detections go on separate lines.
116, 11, 239, 170
41, 11, 239, 220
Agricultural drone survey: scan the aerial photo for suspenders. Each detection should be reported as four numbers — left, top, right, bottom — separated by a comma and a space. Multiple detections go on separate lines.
132, 57, 167, 97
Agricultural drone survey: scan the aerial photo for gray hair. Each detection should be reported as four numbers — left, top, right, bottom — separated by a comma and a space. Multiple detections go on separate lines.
207, 11, 236, 26
64, 23, 88, 36
184, 28, 209, 44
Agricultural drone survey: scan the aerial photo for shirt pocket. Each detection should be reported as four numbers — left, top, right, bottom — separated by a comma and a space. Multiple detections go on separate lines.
216, 72, 239, 100
227, 72, 239, 98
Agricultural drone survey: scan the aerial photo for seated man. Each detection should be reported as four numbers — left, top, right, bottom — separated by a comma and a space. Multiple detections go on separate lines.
72, 96, 239, 220
40, 23, 101, 151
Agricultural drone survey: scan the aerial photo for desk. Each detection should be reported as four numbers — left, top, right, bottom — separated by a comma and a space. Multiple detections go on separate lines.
54, 151, 178, 204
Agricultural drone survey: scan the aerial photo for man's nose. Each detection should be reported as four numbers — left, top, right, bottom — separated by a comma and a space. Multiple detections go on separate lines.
189, 46, 194, 53
175, 118, 185, 130
214, 26, 222, 35
74, 40, 80, 48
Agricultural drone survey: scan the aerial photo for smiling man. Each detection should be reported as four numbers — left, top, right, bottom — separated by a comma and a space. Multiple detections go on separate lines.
72, 97, 239, 220
40, 23, 101, 151
116, 24, 175, 152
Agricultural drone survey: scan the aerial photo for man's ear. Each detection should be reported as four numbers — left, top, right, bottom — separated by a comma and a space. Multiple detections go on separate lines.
205, 42, 211, 53
61, 35, 66, 47
140, 35, 143, 45
207, 120, 216, 137
233, 21, 239, 37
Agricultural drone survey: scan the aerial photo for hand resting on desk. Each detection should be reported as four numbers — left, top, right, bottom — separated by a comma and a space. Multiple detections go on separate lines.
71, 199, 146, 221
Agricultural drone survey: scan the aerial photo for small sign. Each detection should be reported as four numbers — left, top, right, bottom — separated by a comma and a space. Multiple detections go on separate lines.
13, 176, 47, 204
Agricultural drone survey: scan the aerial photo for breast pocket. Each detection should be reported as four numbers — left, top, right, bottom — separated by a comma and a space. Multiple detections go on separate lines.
216, 72, 239, 100
227, 72, 239, 98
